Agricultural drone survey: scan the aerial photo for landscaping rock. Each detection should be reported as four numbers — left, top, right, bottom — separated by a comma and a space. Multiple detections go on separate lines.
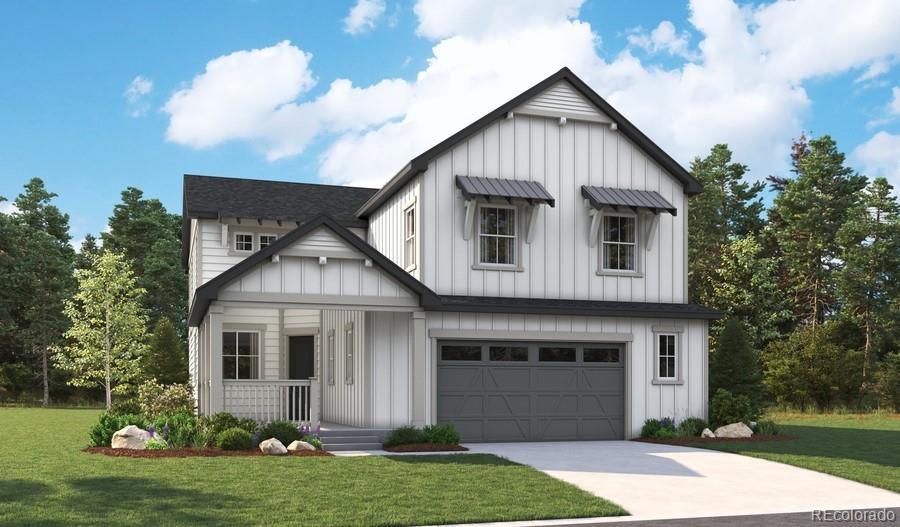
287, 440, 315, 452
701, 428, 716, 438
111, 425, 151, 449
259, 438, 287, 455
714, 422, 753, 438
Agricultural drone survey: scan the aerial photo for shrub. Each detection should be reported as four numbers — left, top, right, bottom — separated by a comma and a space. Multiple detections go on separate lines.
89, 412, 147, 447
640, 418, 661, 438
384, 425, 425, 447
110, 398, 142, 416
144, 437, 168, 450
422, 424, 460, 444
138, 379, 193, 420
753, 419, 779, 436
154, 411, 200, 449
302, 435, 323, 450
710, 388, 757, 427
217, 427, 253, 450
237, 418, 258, 435
258, 420, 301, 446
654, 427, 678, 439
676, 417, 708, 438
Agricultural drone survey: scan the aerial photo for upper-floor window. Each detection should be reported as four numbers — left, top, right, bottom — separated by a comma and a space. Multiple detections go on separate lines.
404, 203, 416, 270
478, 205, 517, 266
223, 330, 259, 380
234, 233, 254, 252
259, 234, 278, 249
602, 214, 637, 272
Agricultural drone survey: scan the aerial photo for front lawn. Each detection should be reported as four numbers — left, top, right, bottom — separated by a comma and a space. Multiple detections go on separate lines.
688, 412, 900, 493
0, 408, 624, 526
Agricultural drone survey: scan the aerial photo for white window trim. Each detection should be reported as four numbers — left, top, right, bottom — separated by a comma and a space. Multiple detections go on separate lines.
233, 232, 255, 253
597, 210, 643, 277
403, 201, 417, 272
258, 233, 278, 249
652, 327, 683, 385
221, 329, 261, 380
472, 202, 523, 271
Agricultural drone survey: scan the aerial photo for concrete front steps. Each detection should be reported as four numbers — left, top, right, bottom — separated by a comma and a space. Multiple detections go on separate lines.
319, 428, 391, 452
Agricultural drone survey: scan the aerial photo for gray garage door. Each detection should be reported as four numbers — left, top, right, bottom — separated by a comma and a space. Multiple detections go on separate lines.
437, 341, 625, 442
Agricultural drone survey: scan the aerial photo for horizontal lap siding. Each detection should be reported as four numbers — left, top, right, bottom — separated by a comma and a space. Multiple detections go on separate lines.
425, 312, 706, 438
418, 114, 686, 304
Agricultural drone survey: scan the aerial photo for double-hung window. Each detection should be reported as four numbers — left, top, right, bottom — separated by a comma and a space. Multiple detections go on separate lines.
234, 233, 254, 253
259, 234, 278, 249
404, 204, 416, 270
478, 205, 517, 266
602, 214, 637, 272
222, 331, 259, 380
657, 334, 677, 380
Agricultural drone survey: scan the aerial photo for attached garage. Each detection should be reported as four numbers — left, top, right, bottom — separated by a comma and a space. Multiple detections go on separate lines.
436, 340, 625, 442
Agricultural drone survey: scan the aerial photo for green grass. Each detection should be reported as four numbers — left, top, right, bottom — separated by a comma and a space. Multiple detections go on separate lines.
0, 408, 624, 526
689, 412, 900, 493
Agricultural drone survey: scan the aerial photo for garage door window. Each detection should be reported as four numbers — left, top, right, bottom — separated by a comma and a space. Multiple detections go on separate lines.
538, 347, 576, 362
441, 345, 482, 361
584, 347, 620, 363
489, 346, 528, 361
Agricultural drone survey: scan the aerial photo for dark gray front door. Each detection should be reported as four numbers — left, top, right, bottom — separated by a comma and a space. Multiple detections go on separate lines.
288, 336, 315, 380
437, 341, 625, 442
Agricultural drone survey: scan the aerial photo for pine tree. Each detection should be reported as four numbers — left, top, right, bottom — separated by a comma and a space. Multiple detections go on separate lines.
145, 317, 188, 385
710, 318, 762, 406
75, 233, 102, 270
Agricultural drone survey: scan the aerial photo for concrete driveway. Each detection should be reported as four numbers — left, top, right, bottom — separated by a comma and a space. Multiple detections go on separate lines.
465, 441, 900, 521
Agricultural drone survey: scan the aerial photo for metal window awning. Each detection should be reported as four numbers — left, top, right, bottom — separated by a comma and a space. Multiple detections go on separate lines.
456, 175, 556, 207
581, 185, 677, 216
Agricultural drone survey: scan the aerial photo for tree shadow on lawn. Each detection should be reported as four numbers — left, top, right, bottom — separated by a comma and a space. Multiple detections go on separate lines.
703, 425, 900, 468
0, 479, 52, 505
384, 453, 514, 466
61, 476, 247, 525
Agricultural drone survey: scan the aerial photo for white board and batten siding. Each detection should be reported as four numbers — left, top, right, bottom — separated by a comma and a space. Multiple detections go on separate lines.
413, 113, 686, 304
367, 176, 421, 280
369, 311, 412, 428
424, 311, 708, 438
320, 310, 369, 427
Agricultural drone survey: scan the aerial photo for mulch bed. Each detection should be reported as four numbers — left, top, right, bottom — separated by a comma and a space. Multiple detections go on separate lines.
383, 443, 469, 453
634, 435, 797, 445
83, 447, 332, 458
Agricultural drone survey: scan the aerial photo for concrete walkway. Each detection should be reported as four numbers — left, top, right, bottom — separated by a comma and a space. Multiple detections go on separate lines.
465, 441, 900, 521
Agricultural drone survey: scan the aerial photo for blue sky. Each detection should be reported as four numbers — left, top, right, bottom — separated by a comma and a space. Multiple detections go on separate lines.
1, 0, 898, 245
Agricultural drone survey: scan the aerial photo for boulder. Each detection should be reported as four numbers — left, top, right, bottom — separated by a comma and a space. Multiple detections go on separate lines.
259, 438, 288, 455
287, 440, 316, 452
701, 428, 716, 438
713, 422, 753, 439
111, 425, 151, 449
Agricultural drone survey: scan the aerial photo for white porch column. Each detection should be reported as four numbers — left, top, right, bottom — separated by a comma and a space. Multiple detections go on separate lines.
209, 305, 225, 413
310, 378, 321, 425
411, 311, 427, 427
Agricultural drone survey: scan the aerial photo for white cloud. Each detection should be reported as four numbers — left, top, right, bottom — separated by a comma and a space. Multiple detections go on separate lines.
164, 0, 900, 188
889, 86, 900, 115
343, 0, 386, 35
855, 58, 892, 83
0, 200, 19, 215
124, 75, 153, 117
853, 131, 900, 191
627, 21, 696, 59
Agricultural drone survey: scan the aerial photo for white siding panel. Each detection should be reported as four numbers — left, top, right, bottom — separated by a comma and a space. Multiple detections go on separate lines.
371, 311, 412, 428
515, 80, 611, 123
321, 310, 369, 427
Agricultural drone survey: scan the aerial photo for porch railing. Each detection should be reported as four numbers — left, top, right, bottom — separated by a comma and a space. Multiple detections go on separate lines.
223, 379, 319, 424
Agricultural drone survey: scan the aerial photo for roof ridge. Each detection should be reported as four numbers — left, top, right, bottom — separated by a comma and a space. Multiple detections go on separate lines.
183, 173, 379, 192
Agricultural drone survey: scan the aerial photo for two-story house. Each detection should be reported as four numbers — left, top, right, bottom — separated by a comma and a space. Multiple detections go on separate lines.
184, 67, 720, 442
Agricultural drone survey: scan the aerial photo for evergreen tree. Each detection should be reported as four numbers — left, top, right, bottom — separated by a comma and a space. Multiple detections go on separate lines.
144, 317, 188, 385
57, 252, 148, 409
835, 177, 900, 391
688, 144, 765, 305
769, 135, 867, 325
710, 318, 762, 407
75, 233, 102, 270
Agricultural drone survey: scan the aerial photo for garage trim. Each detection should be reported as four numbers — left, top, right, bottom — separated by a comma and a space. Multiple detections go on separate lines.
428, 329, 633, 342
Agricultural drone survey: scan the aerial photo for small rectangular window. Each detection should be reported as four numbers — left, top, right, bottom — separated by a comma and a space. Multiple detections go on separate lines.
404, 204, 416, 270
658, 334, 677, 379
259, 234, 278, 249
345, 322, 354, 385
602, 215, 637, 271
441, 345, 482, 361
478, 206, 517, 266
327, 330, 335, 385
539, 347, 576, 362
234, 233, 254, 252
222, 331, 259, 380
489, 346, 528, 361
584, 347, 620, 363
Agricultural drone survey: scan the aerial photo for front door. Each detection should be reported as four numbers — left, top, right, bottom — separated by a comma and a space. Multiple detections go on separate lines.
287, 336, 315, 421
288, 336, 315, 380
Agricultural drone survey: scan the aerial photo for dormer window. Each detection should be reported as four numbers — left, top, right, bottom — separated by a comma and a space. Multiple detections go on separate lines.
602, 214, 637, 272
259, 234, 278, 249
234, 233, 254, 252
478, 205, 517, 266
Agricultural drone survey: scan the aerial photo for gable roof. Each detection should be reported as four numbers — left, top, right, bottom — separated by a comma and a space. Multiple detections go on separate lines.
355, 67, 703, 218
187, 214, 441, 327
181, 174, 378, 268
